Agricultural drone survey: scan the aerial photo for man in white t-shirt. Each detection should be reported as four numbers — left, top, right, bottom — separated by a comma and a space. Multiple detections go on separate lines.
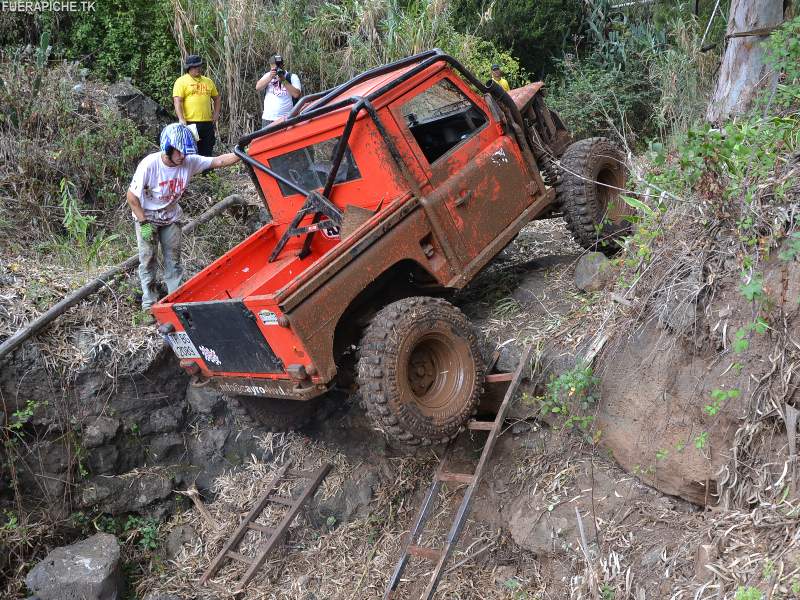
127, 123, 239, 317
255, 54, 301, 127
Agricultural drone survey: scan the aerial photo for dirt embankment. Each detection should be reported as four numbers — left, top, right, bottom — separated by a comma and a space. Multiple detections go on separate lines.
4, 212, 800, 599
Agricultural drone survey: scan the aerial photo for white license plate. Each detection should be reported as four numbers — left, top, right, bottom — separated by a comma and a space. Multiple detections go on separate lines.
166, 332, 200, 359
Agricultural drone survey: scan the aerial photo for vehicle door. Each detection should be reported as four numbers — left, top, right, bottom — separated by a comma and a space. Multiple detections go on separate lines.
388, 75, 532, 264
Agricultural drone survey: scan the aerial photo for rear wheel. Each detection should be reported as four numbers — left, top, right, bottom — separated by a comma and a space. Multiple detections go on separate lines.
556, 137, 632, 253
229, 395, 318, 431
357, 297, 484, 447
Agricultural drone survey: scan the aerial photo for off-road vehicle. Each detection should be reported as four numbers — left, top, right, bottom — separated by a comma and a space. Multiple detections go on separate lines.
152, 49, 630, 446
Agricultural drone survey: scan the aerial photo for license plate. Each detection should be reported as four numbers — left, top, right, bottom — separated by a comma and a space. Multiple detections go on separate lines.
166, 332, 200, 359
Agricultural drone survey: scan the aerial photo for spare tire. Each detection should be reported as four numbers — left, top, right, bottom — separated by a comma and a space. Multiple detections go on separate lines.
357, 296, 484, 447
229, 395, 318, 431
556, 137, 632, 253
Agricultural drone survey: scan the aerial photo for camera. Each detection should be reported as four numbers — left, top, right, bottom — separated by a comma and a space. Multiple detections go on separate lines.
276, 68, 286, 77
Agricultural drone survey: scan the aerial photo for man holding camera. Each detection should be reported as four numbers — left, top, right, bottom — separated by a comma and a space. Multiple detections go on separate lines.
173, 54, 220, 156
256, 55, 301, 127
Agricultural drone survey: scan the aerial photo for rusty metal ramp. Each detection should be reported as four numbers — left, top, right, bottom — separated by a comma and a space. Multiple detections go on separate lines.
200, 461, 332, 595
383, 345, 533, 599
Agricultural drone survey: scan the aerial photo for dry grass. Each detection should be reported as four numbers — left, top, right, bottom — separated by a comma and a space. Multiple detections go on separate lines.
136, 431, 543, 599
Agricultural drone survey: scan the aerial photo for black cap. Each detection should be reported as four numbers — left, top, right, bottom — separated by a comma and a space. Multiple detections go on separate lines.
185, 55, 203, 70
491, 64, 501, 70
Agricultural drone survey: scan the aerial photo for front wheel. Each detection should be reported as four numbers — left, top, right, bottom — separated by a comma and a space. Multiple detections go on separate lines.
556, 137, 632, 253
357, 297, 484, 447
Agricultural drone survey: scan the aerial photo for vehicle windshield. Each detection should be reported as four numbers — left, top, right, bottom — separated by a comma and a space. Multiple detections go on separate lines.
269, 137, 361, 197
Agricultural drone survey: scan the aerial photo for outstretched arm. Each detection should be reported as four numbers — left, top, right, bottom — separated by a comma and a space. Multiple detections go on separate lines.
210, 153, 240, 169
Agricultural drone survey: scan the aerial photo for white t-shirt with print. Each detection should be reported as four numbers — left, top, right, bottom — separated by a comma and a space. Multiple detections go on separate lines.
129, 152, 214, 225
262, 73, 301, 121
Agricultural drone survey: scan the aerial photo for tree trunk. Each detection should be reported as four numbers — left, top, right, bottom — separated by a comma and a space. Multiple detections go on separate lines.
706, 0, 784, 123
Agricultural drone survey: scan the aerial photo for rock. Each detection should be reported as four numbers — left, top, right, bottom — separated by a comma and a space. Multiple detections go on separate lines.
574, 252, 613, 292
142, 405, 184, 435
84, 417, 120, 448
496, 342, 523, 373
511, 421, 531, 435
186, 386, 222, 415
40, 442, 70, 474
165, 524, 197, 559
87, 445, 119, 475
694, 544, 717, 582
149, 434, 184, 463
25, 533, 123, 600
107, 80, 165, 137
642, 545, 665, 567
80, 473, 173, 515
311, 464, 379, 526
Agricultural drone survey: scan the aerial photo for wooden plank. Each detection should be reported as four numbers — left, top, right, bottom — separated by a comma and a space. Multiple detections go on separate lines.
236, 463, 332, 591
200, 462, 291, 584
265, 495, 295, 506
467, 420, 494, 431
407, 545, 443, 561
246, 522, 274, 534
437, 472, 474, 485
226, 551, 254, 565
485, 372, 513, 383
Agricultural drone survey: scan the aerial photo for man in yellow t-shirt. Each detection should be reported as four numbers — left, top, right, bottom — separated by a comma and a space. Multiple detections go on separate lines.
172, 55, 220, 156
491, 64, 511, 92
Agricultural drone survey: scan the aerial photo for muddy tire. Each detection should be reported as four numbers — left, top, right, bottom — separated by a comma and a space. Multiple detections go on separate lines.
556, 137, 632, 253
357, 296, 484, 447
229, 395, 317, 431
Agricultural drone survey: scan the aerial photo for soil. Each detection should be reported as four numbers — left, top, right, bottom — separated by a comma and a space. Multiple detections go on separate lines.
6, 216, 799, 599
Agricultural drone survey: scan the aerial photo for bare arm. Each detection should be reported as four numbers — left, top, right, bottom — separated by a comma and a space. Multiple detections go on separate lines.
283, 79, 301, 99
212, 95, 221, 123
173, 97, 186, 125
256, 70, 276, 91
210, 153, 240, 169
126, 189, 146, 222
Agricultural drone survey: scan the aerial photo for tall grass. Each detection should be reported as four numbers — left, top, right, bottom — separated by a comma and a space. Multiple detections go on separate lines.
170, 0, 522, 141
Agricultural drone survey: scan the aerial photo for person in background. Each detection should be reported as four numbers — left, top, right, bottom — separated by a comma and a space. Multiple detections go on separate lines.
256, 54, 301, 127
491, 64, 510, 92
127, 124, 239, 320
172, 54, 220, 156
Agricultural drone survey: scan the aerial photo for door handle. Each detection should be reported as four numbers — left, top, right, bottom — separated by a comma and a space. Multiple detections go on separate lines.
455, 190, 473, 207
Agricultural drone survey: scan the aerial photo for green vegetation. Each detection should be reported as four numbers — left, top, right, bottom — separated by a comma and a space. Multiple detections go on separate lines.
537, 362, 599, 432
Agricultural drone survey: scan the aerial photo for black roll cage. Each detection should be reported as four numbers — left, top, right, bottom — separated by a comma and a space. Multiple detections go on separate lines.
233, 48, 521, 262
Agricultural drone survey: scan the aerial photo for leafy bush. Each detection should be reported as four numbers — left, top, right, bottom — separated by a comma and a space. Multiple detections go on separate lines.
63, 0, 178, 107
547, 51, 656, 142
0, 49, 152, 249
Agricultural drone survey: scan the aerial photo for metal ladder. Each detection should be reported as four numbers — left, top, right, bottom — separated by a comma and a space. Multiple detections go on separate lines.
384, 345, 532, 599
201, 461, 332, 594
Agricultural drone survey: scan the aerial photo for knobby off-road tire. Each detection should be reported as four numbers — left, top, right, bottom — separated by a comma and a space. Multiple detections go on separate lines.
556, 137, 632, 253
357, 296, 485, 447
229, 395, 317, 432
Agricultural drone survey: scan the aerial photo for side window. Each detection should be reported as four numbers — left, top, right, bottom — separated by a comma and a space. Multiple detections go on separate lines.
269, 137, 361, 197
400, 78, 488, 164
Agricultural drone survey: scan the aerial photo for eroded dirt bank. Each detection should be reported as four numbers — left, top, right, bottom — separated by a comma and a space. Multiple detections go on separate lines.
3, 217, 800, 599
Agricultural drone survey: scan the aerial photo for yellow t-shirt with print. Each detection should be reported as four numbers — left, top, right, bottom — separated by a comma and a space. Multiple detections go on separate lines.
172, 74, 219, 122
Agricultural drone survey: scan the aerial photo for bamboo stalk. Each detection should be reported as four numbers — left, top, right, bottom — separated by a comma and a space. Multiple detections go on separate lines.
0, 194, 247, 361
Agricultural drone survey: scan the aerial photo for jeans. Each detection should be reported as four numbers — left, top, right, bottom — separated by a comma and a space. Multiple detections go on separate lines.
261, 119, 273, 128
187, 120, 215, 156
135, 221, 183, 309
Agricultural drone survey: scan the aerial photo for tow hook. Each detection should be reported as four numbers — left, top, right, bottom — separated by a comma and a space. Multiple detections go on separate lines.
287, 364, 308, 382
